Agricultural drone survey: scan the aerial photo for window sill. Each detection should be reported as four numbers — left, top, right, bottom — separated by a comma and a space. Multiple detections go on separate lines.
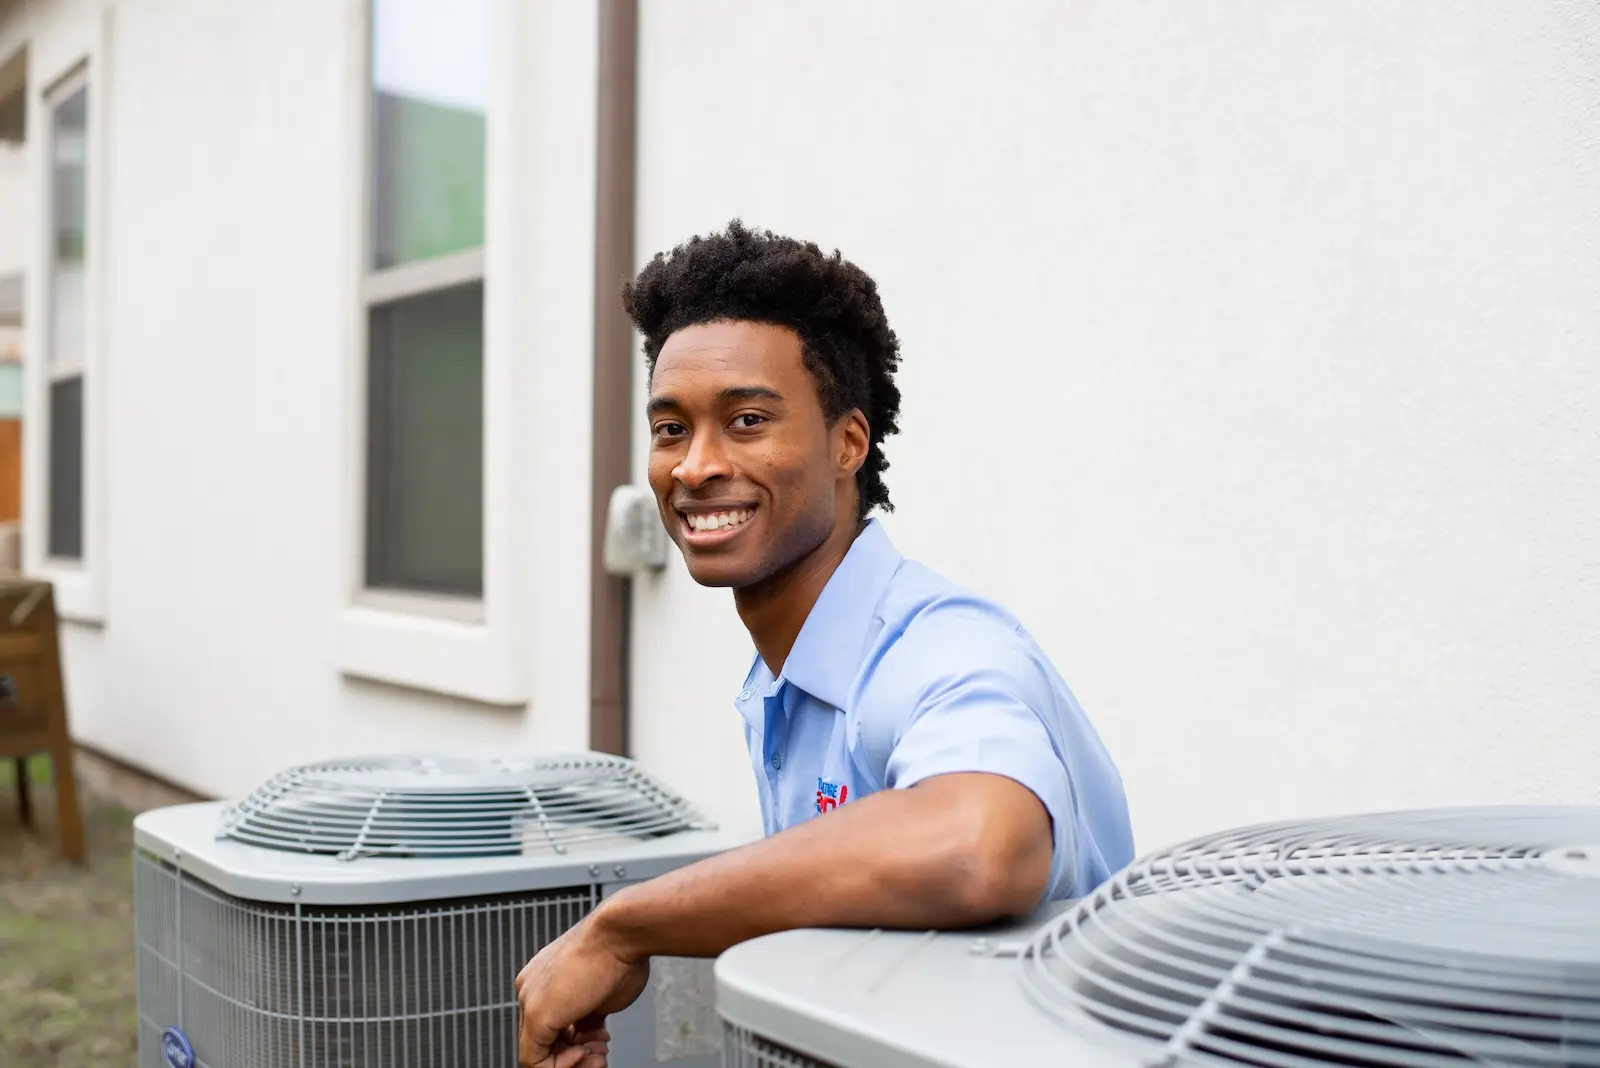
336, 597, 528, 707
33, 562, 105, 626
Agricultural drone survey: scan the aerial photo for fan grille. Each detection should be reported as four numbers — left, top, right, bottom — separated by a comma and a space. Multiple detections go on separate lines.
1023, 807, 1600, 1068
215, 752, 713, 860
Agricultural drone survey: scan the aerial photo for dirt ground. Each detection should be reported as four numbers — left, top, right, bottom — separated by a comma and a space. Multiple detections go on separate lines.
0, 758, 140, 1067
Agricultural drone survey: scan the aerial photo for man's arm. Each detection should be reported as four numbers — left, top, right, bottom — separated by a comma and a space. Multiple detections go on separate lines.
589, 770, 1053, 963
515, 773, 1052, 1066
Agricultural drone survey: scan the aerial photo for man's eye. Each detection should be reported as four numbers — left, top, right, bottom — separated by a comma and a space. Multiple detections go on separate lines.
653, 422, 687, 439
732, 414, 767, 429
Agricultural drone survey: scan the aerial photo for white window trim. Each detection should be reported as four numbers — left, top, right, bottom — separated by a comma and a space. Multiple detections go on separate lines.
24, 19, 109, 627
334, 0, 531, 705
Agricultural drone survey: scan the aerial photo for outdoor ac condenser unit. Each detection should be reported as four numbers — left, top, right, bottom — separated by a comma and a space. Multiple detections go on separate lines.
717, 805, 1600, 1068
133, 750, 749, 1068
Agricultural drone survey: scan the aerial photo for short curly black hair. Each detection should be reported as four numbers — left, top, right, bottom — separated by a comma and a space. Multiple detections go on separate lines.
622, 220, 903, 518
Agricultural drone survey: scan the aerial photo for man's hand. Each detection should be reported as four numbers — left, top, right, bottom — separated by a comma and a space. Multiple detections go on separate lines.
514, 918, 649, 1068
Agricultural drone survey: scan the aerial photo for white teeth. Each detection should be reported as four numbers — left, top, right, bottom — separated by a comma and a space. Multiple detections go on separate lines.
687, 509, 752, 533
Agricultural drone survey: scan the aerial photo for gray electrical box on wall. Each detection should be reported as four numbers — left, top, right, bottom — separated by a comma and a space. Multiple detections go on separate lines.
604, 484, 670, 576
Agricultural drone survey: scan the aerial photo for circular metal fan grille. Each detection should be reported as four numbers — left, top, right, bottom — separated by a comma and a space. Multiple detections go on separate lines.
1022, 806, 1600, 1068
215, 752, 714, 861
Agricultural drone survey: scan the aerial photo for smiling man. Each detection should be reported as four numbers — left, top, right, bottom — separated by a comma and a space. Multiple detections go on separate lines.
515, 221, 1135, 1068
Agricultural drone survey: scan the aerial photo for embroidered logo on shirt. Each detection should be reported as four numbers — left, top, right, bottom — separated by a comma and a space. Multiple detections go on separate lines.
815, 777, 849, 814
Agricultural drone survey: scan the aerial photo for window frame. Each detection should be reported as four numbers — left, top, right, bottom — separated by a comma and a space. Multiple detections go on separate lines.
335, 0, 531, 704
25, 33, 107, 626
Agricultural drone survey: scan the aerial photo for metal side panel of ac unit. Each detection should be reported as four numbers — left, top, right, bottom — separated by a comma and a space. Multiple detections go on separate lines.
133, 847, 591, 1068
135, 847, 721, 1068
714, 905, 1141, 1068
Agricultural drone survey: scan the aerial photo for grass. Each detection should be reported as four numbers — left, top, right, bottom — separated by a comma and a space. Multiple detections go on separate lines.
0, 773, 140, 1067
0, 754, 56, 787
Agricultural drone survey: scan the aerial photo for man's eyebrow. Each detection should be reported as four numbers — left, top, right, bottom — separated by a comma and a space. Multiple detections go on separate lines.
646, 386, 783, 417
720, 386, 783, 404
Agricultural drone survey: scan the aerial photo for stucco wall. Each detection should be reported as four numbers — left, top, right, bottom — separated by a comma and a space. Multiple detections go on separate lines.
630, 0, 1600, 852
0, 140, 24, 281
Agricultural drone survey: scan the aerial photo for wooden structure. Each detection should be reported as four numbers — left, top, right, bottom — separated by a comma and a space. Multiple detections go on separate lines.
0, 418, 21, 522
0, 577, 84, 862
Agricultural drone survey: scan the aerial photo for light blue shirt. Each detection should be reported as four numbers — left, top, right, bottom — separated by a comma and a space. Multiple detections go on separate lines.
734, 519, 1136, 902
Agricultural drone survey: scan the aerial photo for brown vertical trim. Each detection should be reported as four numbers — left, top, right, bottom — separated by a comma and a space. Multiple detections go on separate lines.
589, 0, 638, 757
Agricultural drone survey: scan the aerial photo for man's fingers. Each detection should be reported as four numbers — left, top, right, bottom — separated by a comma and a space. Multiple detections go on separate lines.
519, 1019, 610, 1068
552, 1044, 599, 1068
521, 1038, 604, 1068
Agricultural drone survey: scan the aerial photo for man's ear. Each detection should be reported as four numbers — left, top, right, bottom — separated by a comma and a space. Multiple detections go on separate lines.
837, 409, 870, 476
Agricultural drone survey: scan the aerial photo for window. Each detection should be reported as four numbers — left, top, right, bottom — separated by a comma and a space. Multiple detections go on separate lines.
46, 75, 88, 562
362, 0, 488, 598
337, 0, 543, 705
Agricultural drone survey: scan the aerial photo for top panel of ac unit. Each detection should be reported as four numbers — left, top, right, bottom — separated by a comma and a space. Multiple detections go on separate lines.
717, 906, 1130, 1068
716, 805, 1600, 1068
133, 750, 756, 904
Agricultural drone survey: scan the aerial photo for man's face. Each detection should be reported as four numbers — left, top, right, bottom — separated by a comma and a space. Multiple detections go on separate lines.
646, 320, 866, 588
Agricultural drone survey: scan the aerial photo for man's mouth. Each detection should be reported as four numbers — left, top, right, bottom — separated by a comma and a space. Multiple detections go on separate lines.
678, 506, 756, 544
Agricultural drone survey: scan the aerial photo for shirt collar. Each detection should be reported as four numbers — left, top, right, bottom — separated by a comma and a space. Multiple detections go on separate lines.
774, 518, 904, 709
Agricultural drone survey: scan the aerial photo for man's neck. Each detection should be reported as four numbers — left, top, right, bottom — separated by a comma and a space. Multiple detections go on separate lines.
735, 517, 865, 676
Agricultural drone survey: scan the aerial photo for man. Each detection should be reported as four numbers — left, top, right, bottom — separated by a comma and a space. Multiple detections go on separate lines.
516, 221, 1134, 1068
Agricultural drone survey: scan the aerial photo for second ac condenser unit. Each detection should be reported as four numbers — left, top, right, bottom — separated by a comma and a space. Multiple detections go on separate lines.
133, 750, 749, 1068
718, 805, 1600, 1068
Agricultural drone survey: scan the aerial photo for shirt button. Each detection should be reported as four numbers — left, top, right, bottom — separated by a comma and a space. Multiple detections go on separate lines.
740, 690, 753, 701
770, 754, 782, 770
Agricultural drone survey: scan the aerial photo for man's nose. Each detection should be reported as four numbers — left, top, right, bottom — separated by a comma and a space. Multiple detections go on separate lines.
674, 430, 733, 489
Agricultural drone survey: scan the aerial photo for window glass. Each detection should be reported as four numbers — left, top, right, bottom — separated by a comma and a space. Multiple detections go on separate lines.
369, 0, 488, 270
365, 281, 484, 595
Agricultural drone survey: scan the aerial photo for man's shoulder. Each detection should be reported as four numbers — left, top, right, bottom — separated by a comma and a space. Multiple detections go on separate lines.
861, 559, 1054, 703
841, 558, 1068, 774
877, 558, 1029, 643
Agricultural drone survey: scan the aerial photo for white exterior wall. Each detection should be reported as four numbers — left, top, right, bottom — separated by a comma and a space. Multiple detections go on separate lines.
0, 134, 23, 359
1, 0, 604, 799
0, 140, 24, 279
631, 1, 1600, 852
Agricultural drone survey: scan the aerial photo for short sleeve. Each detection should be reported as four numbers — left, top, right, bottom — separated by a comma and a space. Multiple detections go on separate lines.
858, 610, 1078, 902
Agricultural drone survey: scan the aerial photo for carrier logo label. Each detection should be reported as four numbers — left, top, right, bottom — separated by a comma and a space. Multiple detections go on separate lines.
162, 1027, 194, 1068
815, 777, 849, 813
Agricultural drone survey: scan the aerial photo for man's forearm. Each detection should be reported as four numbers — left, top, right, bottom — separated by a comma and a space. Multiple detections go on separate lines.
589, 772, 1053, 963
